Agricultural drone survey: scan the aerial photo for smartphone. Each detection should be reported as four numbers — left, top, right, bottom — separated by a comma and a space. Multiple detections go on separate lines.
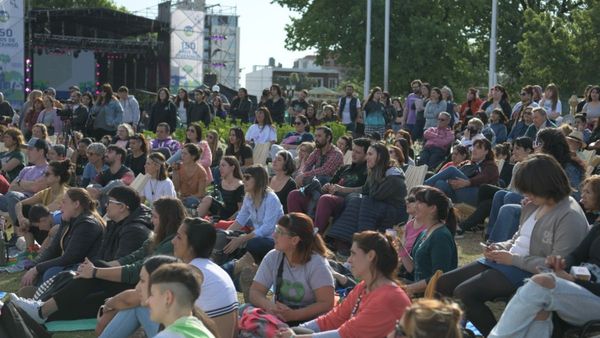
537, 265, 553, 273
479, 242, 490, 248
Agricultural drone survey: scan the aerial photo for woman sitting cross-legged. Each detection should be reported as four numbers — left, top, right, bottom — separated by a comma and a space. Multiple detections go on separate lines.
326, 142, 408, 255
172, 143, 208, 209
99, 218, 238, 338
248, 213, 335, 327
10, 197, 186, 323
276, 231, 411, 338
435, 153, 590, 337
424, 138, 499, 206
147, 263, 219, 338
488, 174, 600, 338
399, 186, 458, 296
196, 156, 244, 221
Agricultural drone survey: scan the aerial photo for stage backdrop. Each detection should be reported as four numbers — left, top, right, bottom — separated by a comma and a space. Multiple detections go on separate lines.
170, 9, 204, 92
0, 0, 24, 110
33, 51, 96, 99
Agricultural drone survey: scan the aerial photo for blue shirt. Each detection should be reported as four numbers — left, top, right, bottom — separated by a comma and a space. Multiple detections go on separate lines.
235, 191, 283, 238
82, 163, 108, 187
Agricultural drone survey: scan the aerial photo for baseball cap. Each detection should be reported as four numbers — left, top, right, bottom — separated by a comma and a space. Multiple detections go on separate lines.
212, 85, 220, 92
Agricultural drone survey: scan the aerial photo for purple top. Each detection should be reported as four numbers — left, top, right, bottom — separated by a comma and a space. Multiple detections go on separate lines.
405, 93, 420, 124
151, 138, 181, 154
17, 163, 49, 197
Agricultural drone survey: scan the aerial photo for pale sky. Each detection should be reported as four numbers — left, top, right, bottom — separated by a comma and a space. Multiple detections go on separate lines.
113, 0, 314, 87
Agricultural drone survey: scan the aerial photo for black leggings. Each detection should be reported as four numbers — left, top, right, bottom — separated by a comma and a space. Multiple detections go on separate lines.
51, 277, 133, 321
461, 184, 501, 229
436, 261, 516, 336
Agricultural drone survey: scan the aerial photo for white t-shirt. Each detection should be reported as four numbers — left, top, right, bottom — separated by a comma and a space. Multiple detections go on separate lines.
253, 250, 334, 308
338, 96, 361, 124
510, 209, 537, 256
245, 124, 277, 144
142, 178, 177, 203
178, 101, 187, 124
189, 258, 239, 317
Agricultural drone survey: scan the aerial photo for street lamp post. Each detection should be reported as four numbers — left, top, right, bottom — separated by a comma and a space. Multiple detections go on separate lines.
364, 0, 372, 98
488, 0, 498, 90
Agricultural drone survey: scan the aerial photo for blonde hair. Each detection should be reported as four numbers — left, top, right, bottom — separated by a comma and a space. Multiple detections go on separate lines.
402, 299, 463, 338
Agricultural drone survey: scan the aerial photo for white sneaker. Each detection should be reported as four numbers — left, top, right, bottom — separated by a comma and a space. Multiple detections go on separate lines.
9, 293, 46, 324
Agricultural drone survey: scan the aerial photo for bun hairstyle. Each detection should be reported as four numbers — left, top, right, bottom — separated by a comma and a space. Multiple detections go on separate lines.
401, 299, 464, 338
352, 230, 400, 288
413, 186, 457, 235
48, 159, 75, 184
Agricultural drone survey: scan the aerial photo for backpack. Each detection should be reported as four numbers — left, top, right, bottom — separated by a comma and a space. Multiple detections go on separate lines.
0, 301, 51, 338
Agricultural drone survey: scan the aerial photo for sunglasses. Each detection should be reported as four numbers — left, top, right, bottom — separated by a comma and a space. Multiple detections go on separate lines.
108, 199, 126, 206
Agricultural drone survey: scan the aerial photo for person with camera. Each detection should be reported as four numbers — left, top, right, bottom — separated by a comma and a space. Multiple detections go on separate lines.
459, 117, 487, 148
91, 84, 124, 141
65, 91, 91, 133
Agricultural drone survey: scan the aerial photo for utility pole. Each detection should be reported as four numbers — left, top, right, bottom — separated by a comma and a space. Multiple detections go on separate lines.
488, 0, 498, 90
384, 0, 390, 91
364, 0, 372, 98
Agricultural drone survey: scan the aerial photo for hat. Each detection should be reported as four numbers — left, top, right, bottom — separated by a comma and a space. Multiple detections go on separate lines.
567, 130, 586, 147
212, 85, 220, 92
44, 87, 56, 96
69, 85, 80, 92
27, 138, 50, 152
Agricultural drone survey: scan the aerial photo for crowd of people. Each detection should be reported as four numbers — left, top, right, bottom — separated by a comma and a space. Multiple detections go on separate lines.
0, 79, 599, 338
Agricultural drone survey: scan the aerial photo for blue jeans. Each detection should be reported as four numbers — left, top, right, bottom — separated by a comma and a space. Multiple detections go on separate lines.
99, 306, 159, 338
487, 190, 523, 237
489, 274, 600, 338
182, 196, 201, 209
245, 236, 274, 263
489, 204, 521, 242
425, 166, 478, 206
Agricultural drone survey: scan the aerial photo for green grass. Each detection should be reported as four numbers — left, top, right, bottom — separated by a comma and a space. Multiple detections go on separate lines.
1, 231, 500, 337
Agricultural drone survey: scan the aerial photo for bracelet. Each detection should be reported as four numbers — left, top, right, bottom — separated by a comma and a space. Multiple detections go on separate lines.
92, 267, 98, 278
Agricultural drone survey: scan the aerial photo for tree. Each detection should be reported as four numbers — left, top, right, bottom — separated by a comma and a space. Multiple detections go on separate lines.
31, 0, 125, 11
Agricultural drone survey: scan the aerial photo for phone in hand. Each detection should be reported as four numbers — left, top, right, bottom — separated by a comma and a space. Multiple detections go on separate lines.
536, 265, 553, 273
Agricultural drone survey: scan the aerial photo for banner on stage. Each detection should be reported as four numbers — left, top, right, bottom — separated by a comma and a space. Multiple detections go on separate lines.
0, 0, 25, 110
170, 9, 204, 92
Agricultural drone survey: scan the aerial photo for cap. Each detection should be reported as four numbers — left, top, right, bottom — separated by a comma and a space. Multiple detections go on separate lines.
44, 87, 56, 96
27, 138, 50, 152
69, 85, 80, 92
212, 85, 220, 92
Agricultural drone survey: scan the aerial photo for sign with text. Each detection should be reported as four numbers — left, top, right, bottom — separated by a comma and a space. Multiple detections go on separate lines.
170, 9, 204, 92
0, 0, 24, 110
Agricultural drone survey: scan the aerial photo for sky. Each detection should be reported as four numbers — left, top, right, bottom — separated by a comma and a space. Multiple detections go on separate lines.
113, 0, 314, 87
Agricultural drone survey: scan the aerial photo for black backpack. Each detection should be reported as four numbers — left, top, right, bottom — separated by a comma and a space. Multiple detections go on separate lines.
0, 301, 51, 338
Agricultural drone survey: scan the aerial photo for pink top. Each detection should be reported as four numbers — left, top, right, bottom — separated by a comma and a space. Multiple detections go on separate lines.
197, 140, 213, 182
399, 218, 426, 258
316, 281, 411, 338
423, 126, 454, 150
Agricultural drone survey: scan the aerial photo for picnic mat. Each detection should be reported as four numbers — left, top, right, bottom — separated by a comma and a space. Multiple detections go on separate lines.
45, 318, 97, 332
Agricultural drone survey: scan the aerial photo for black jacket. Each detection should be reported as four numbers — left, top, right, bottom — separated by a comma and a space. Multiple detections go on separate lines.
34, 212, 104, 274
230, 97, 253, 122
148, 100, 177, 132
95, 204, 153, 262
187, 101, 212, 127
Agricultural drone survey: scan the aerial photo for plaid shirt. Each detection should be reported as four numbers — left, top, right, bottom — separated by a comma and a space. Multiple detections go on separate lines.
301, 145, 344, 178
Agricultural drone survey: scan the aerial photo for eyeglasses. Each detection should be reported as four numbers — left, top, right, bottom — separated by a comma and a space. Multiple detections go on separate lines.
274, 225, 296, 237
108, 199, 126, 206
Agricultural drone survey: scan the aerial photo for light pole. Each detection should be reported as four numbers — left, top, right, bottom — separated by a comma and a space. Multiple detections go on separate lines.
384, 0, 390, 92
488, 0, 498, 90
364, 0, 372, 98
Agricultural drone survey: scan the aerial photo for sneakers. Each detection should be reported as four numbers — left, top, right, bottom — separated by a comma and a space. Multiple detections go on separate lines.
9, 293, 46, 324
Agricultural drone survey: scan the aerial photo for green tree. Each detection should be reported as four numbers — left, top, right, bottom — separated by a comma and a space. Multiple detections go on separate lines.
31, 0, 125, 11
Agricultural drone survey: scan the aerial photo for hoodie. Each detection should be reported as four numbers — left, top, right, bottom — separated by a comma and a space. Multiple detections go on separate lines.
362, 167, 407, 207
94, 204, 153, 262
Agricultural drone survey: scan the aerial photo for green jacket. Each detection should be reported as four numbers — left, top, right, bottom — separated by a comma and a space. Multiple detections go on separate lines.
117, 234, 175, 284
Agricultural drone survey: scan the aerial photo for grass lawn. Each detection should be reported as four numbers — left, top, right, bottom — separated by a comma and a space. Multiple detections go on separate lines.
0, 231, 499, 337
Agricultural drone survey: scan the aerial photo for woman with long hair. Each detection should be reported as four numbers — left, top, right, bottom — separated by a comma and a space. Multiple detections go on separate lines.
327, 142, 408, 253
362, 86, 387, 136
167, 123, 214, 182
336, 135, 353, 165
271, 114, 314, 160
212, 95, 228, 119
172, 143, 208, 209
438, 144, 469, 172
246, 107, 277, 147
425, 138, 499, 206
539, 83, 562, 122
175, 88, 191, 128
507, 106, 533, 142
582, 85, 600, 124
112, 123, 134, 150
125, 133, 149, 176
489, 108, 508, 144
436, 154, 589, 336
277, 231, 411, 338
481, 84, 511, 119
24, 96, 44, 136
20, 187, 105, 285
225, 127, 253, 167
399, 186, 458, 295
489, 175, 600, 338
11, 197, 186, 323
396, 186, 427, 280
15, 159, 74, 249
20, 89, 43, 130
92, 83, 124, 140
148, 87, 177, 133
423, 87, 447, 130
266, 84, 287, 124
223, 165, 284, 263
249, 213, 334, 326
37, 94, 63, 136
147, 263, 219, 338
197, 156, 244, 220
270, 150, 297, 213
142, 153, 176, 204
0, 127, 25, 181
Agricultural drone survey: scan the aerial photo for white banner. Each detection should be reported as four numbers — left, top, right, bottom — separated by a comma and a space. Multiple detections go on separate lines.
0, 0, 24, 110
170, 9, 204, 92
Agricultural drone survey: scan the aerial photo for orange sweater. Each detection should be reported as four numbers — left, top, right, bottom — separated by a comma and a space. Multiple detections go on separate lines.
316, 281, 411, 338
